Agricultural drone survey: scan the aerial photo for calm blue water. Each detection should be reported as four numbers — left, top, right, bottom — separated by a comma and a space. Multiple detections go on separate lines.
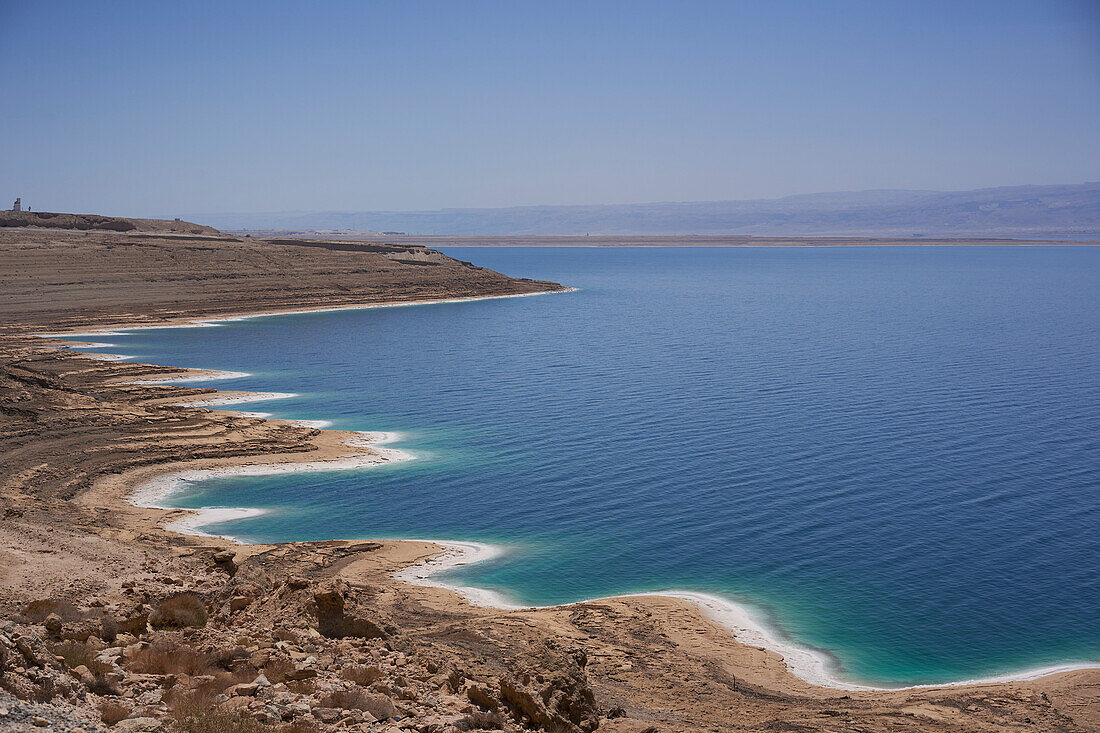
80, 247, 1100, 686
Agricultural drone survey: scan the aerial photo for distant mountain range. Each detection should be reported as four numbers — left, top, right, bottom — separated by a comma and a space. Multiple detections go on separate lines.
190, 183, 1100, 238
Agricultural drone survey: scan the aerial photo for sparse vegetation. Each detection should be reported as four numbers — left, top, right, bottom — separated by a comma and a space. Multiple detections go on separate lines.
319, 688, 394, 719
459, 710, 506, 730
168, 689, 320, 733
22, 599, 83, 622
340, 664, 383, 686
128, 639, 213, 676
49, 639, 98, 671
263, 657, 297, 683
150, 592, 208, 629
87, 674, 120, 696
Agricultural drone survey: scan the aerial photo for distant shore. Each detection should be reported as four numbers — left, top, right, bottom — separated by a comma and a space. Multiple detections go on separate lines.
227, 231, 1100, 247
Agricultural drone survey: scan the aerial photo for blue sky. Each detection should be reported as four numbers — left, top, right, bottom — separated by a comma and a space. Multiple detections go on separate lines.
1, 0, 1097, 216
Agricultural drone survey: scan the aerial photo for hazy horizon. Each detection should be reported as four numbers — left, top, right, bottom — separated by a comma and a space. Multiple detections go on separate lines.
2, 1, 1099, 217
181, 182, 1100, 239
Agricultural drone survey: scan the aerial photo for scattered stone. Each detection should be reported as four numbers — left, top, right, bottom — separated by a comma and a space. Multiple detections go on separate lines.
70, 665, 95, 685
228, 682, 260, 697
117, 604, 150, 636
286, 666, 318, 681
43, 614, 62, 637
114, 715, 163, 732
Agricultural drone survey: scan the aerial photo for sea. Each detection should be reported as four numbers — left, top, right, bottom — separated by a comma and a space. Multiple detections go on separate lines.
59, 246, 1100, 688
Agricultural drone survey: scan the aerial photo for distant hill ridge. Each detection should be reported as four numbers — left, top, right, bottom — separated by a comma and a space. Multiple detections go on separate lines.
0, 210, 221, 235
191, 182, 1100, 238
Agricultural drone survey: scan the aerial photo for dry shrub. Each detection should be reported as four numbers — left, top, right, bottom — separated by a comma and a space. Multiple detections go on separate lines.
100, 615, 119, 643
128, 639, 212, 676
209, 645, 250, 672
50, 640, 98, 671
320, 688, 368, 710
99, 701, 132, 725
276, 723, 320, 733
87, 674, 119, 696
319, 688, 394, 720
150, 592, 208, 629
286, 679, 317, 695
170, 691, 267, 733
459, 710, 506, 730
263, 657, 296, 684
194, 669, 254, 697
172, 693, 330, 733
341, 664, 383, 686
22, 599, 83, 622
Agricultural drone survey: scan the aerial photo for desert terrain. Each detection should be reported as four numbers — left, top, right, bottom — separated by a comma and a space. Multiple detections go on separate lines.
223, 232, 1100, 248
0, 215, 1097, 733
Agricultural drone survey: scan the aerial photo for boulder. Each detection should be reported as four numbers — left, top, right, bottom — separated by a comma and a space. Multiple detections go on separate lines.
228, 682, 260, 697
70, 665, 96, 685
311, 706, 342, 723
43, 613, 62, 637
499, 640, 599, 733
312, 581, 388, 640
116, 604, 150, 636
466, 682, 501, 711
212, 550, 237, 576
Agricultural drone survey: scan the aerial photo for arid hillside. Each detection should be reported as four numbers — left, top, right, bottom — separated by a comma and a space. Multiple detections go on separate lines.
0, 224, 563, 331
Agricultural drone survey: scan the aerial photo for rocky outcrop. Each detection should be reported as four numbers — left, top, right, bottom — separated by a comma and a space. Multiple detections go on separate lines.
311, 581, 389, 640
499, 640, 599, 733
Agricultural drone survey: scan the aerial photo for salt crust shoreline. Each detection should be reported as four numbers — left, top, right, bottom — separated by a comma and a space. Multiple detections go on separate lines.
128, 430, 411, 543
39, 288, 1100, 692
35, 289, 577, 340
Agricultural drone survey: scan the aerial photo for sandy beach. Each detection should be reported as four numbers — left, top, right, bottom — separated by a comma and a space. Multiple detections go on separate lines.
2, 219, 1098, 732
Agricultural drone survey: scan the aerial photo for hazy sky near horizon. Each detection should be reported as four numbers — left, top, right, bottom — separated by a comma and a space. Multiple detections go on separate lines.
1, 0, 1098, 217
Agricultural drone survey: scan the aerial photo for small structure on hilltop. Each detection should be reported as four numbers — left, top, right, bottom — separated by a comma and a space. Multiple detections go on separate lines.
11, 197, 21, 212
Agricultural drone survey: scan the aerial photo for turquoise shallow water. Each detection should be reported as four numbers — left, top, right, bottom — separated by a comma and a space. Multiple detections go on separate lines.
68, 247, 1100, 686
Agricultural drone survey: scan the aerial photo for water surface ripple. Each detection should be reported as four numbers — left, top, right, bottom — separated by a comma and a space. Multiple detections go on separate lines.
85, 247, 1099, 686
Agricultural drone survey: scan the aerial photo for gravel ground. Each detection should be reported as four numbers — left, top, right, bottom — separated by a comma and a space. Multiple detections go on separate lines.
0, 690, 103, 732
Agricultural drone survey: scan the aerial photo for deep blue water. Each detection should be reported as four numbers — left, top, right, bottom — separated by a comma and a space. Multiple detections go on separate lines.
77, 247, 1099, 686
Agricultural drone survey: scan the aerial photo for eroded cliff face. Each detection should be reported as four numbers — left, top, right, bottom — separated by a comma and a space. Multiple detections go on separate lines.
0, 210, 222, 234
0, 225, 564, 332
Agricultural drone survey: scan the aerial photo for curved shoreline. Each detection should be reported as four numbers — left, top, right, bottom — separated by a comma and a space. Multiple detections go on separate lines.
34, 287, 577, 340
38, 291, 1100, 695
127, 430, 414, 542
